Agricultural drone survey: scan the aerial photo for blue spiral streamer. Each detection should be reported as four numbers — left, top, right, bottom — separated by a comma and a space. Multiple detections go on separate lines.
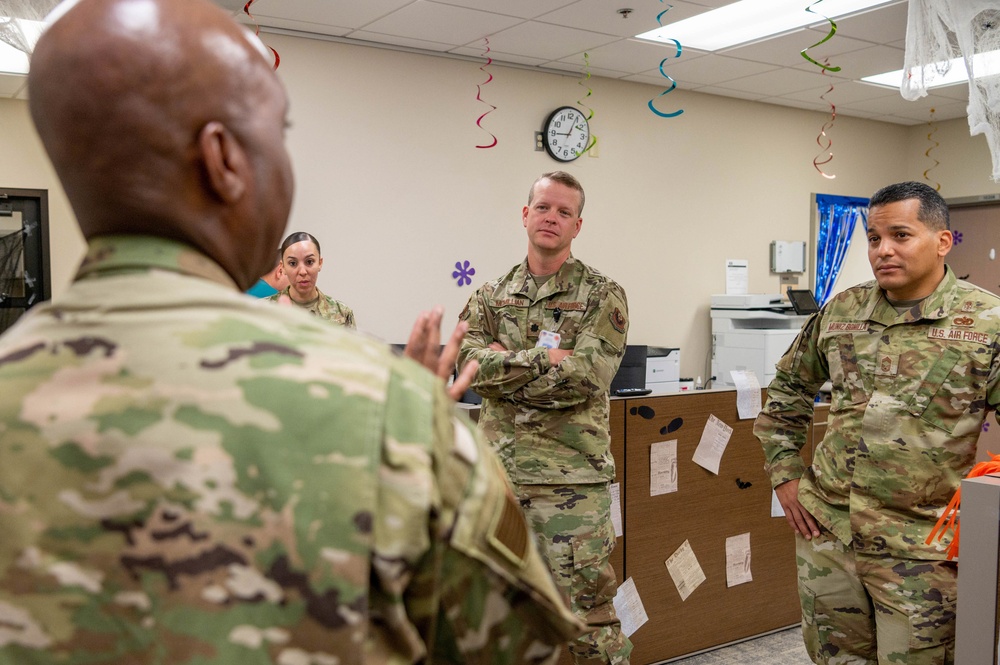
648, 2, 683, 118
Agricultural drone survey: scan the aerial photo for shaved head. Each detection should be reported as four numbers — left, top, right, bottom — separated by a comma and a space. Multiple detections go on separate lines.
28, 0, 293, 289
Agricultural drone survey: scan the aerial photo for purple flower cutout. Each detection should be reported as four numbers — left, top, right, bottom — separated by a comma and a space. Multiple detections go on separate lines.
984, 421, 991, 432
452, 260, 476, 287
953, 231, 963, 245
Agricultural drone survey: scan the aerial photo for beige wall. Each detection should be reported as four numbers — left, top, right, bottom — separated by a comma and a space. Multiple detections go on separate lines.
4, 31, 999, 379
0, 98, 81, 295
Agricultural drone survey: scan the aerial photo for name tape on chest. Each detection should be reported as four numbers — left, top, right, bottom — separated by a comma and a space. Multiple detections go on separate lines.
927, 327, 992, 345
490, 298, 528, 308
825, 322, 870, 333
544, 301, 586, 311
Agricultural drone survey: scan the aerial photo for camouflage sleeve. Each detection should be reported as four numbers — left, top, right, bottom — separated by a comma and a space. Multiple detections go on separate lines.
753, 312, 828, 487
408, 372, 584, 660
513, 282, 628, 409
457, 287, 552, 399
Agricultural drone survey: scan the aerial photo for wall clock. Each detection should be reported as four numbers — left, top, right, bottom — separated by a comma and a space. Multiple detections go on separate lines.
542, 106, 590, 162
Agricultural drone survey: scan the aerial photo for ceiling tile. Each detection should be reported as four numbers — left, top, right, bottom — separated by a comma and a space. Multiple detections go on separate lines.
252, 0, 413, 30
259, 17, 351, 36
448, 45, 550, 67
792, 44, 904, 80
348, 30, 454, 52
479, 21, 619, 61
430, 0, 574, 20
692, 85, 769, 102
543, 60, 631, 79
363, 1, 523, 46
539, 0, 714, 38
553, 37, 691, 76
648, 53, 780, 87
805, 1, 908, 46
710, 67, 832, 97
779, 80, 899, 106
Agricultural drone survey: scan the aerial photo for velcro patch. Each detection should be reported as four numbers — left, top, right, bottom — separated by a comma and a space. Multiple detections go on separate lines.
825, 322, 869, 333
490, 298, 528, 308
610, 307, 627, 334
928, 327, 992, 345
875, 354, 898, 376
488, 488, 529, 569
545, 301, 586, 311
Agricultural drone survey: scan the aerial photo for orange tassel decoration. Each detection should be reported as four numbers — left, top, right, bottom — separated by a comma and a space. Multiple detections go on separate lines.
926, 452, 1000, 559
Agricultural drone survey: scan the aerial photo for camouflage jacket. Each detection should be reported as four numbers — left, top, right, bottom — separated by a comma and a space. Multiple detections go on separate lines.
267, 286, 356, 329
0, 235, 581, 664
457, 255, 628, 484
754, 266, 1000, 558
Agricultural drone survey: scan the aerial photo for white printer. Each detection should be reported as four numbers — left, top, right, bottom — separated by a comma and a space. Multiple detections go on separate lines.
710, 294, 810, 388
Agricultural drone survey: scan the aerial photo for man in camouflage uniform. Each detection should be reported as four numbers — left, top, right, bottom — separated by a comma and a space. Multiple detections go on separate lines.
754, 181, 1000, 664
0, 0, 582, 662
458, 172, 632, 665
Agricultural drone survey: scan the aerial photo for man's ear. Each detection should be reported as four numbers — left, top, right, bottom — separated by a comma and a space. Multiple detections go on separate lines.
938, 229, 954, 257
199, 121, 247, 204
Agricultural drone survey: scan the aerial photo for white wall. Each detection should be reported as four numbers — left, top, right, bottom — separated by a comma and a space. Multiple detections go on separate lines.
4, 31, 998, 379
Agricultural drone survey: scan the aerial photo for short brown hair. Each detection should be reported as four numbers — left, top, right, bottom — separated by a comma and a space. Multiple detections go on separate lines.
527, 171, 585, 215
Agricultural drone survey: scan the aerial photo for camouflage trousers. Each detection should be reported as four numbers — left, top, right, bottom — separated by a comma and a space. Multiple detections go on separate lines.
796, 529, 956, 665
516, 483, 632, 665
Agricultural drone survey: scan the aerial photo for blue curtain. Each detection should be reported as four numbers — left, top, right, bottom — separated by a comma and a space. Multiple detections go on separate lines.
815, 194, 869, 305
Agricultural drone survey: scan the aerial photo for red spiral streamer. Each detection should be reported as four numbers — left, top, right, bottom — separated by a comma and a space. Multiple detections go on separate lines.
474, 38, 498, 149
576, 52, 597, 154
800, 0, 840, 73
244, 0, 280, 69
924, 108, 941, 192
813, 59, 836, 179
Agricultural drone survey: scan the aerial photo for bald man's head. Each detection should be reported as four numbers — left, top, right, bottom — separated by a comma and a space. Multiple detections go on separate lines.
28, 0, 293, 289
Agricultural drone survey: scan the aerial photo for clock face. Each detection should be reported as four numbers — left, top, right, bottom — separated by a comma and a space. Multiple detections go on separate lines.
543, 106, 590, 162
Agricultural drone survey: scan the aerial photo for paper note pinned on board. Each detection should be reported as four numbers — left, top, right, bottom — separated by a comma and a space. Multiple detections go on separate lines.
771, 489, 785, 517
665, 539, 707, 601
731, 369, 762, 419
726, 532, 753, 587
693, 415, 733, 475
610, 482, 623, 538
650, 439, 679, 496
613, 577, 649, 637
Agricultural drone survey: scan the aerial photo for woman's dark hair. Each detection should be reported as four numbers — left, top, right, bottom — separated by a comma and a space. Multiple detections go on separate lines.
279, 231, 321, 258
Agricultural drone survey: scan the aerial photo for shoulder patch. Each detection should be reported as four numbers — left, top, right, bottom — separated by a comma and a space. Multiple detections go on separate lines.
488, 488, 529, 568
610, 307, 627, 334
459, 302, 471, 322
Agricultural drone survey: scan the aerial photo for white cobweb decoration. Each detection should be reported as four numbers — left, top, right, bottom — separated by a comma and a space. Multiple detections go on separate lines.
0, 0, 60, 55
903, 0, 1000, 181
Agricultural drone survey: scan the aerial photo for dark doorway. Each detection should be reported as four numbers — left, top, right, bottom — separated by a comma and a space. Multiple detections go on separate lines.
0, 188, 50, 335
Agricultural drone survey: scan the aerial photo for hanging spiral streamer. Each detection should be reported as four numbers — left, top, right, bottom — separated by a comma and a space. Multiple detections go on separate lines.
800, 0, 840, 73
475, 37, 498, 149
813, 58, 836, 179
576, 52, 597, 153
648, 1, 683, 118
244, 0, 280, 69
924, 108, 941, 192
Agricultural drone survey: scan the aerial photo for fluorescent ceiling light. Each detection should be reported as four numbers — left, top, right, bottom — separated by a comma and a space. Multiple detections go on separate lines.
635, 0, 897, 52
863, 50, 1000, 89
0, 18, 45, 75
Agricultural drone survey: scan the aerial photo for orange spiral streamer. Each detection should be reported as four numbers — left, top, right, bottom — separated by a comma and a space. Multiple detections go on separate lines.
812, 60, 836, 179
